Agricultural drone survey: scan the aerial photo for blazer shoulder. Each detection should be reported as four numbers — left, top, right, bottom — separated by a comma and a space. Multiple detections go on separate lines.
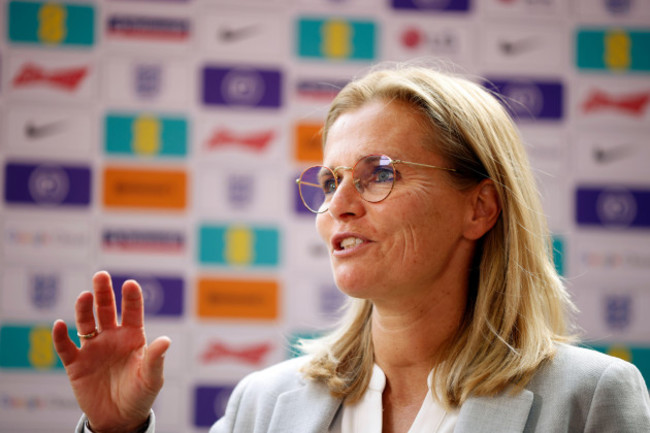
523, 343, 650, 432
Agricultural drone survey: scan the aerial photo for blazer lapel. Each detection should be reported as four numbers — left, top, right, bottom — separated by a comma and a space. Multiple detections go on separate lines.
267, 380, 342, 433
454, 388, 533, 433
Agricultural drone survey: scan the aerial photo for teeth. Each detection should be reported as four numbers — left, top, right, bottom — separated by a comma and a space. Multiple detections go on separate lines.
340, 237, 363, 250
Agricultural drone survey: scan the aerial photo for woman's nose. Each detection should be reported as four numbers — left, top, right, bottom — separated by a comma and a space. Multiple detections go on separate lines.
327, 173, 365, 218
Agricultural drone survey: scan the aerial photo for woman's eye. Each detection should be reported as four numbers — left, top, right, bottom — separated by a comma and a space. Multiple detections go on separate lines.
374, 168, 394, 183
321, 177, 337, 194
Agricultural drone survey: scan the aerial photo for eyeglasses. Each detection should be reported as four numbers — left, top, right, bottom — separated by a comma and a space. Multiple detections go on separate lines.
295, 154, 456, 213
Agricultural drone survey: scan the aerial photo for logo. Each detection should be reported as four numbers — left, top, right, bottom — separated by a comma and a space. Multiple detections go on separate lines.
576, 186, 649, 228
391, 0, 471, 11
217, 24, 260, 43
592, 142, 634, 164
111, 274, 183, 317
194, 386, 234, 427
102, 228, 185, 253
499, 36, 539, 56
105, 113, 188, 156
205, 128, 275, 152
484, 79, 563, 120
576, 28, 650, 72
603, 294, 633, 330
103, 167, 187, 210
134, 64, 162, 99
4, 162, 91, 206
296, 78, 347, 101
8, 1, 95, 46
0, 324, 78, 370
25, 119, 66, 139
107, 15, 190, 41
196, 278, 279, 319
605, 0, 632, 14
198, 224, 280, 266
580, 249, 650, 271
199, 341, 273, 365
582, 90, 650, 116
12, 64, 88, 91
297, 17, 376, 60
29, 273, 60, 310
400, 27, 458, 53
294, 122, 324, 163
202, 66, 282, 108
227, 174, 255, 208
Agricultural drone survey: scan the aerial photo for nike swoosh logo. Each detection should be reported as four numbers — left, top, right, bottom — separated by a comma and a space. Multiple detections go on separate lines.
25, 120, 66, 139
499, 37, 539, 56
592, 143, 634, 164
218, 24, 259, 43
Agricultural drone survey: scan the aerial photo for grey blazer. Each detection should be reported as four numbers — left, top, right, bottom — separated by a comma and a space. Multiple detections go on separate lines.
75, 344, 650, 432
210, 344, 650, 433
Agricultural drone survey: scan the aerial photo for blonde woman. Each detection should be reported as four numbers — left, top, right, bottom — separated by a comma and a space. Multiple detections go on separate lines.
54, 66, 650, 433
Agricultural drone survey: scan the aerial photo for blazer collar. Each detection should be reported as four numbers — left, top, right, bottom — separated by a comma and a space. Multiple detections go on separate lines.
264, 378, 533, 433
454, 388, 534, 433
267, 379, 342, 433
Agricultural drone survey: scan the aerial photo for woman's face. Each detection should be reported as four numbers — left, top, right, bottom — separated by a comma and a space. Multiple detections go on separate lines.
316, 99, 477, 305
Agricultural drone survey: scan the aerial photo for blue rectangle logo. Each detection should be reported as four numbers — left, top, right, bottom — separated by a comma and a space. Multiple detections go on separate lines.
110, 274, 184, 317
391, 0, 471, 11
202, 66, 282, 108
4, 162, 91, 206
297, 17, 376, 60
198, 224, 280, 267
8, 1, 95, 46
576, 186, 650, 228
484, 79, 564, 121
577, 28, 650, 73
194, 385, 235, 427
105, 113, 188, 157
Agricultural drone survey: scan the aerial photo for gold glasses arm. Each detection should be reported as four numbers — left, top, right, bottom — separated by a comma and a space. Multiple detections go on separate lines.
392, 160, 456, 172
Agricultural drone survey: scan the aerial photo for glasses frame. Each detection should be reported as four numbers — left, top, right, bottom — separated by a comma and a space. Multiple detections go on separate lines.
295, 154, 457, 214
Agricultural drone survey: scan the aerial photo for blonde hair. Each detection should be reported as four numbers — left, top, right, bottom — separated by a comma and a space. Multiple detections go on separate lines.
299, 65, 575, 408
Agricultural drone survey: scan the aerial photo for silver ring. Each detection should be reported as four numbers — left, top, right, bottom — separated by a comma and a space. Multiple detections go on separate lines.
77, 328, 98, 340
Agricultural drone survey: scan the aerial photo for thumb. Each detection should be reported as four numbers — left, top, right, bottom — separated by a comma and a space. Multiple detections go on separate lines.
142, 336, 171, 392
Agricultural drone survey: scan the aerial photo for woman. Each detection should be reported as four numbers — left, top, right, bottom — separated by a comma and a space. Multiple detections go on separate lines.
53, 66, 650, 432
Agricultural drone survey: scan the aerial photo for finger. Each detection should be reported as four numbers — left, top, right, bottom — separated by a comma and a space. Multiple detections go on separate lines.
121, 280, 144, 328
93, 271, 118, 331
75, 291, 97, 340
52, 320, 79, 366
142, 336, 171, 391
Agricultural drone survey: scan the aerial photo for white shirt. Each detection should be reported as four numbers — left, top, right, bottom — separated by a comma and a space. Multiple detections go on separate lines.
339, 364, 458, 433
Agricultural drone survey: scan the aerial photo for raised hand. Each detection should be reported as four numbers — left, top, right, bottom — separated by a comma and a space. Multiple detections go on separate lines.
52, 271, 171, 433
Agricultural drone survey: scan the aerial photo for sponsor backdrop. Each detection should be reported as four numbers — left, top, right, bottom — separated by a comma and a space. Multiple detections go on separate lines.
1, 0, 649, 431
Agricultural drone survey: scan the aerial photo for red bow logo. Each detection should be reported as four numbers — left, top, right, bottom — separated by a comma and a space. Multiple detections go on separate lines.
12, 63, 88, 91
583, 90, 650, 116
200, 342, 273, 365
206, 129, 275, 151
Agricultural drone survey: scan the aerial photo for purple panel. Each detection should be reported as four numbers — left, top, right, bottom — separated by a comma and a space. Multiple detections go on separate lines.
202, 65, 282, 108
4, 162, 91, 206
111, 274, 184, 317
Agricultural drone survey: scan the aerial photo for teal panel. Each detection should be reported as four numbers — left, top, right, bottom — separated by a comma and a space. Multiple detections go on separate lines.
8, 1, 94, 46
0, 324, 79, 370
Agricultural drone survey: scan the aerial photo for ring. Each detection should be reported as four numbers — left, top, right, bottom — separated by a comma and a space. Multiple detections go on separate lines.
77, 328, 98, 340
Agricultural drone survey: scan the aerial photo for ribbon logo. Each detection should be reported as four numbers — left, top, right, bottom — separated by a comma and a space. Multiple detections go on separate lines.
200, 342, 273, 365
12, 63, 88, 91
206, 129, 274, 151
583, 90, 650, 116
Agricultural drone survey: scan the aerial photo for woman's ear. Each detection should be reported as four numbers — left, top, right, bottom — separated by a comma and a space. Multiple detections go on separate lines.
463, 179, 501, 241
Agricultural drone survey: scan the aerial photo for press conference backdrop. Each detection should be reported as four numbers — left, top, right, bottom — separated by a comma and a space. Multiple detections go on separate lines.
0, 0, 649, 431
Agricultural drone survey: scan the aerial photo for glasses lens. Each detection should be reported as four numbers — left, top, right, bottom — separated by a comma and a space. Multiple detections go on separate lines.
299, 166, 334, 213
354, 155, 395, 202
